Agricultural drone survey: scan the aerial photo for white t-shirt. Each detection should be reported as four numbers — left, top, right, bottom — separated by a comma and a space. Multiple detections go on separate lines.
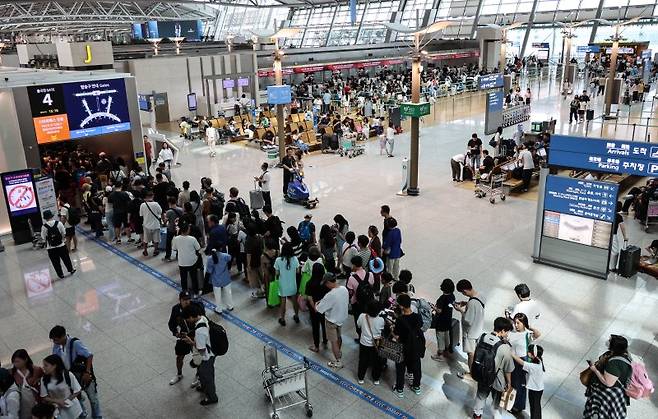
508, 330, 533, 357
316, 286, 349, 326
140, 201, 162, 230
452, 153, 466, 163
523, 361, 545, 391
259, 171, 271, 192
520, 149, 535, 170
386, 127, 395, 140
40, 372, 83, 419
512, 299, 541, 326
341, 243, 358, 268
172, 235, 201, 267
60, 205, 72, 228
194, 316, 214, 360
356, 313, 385, 347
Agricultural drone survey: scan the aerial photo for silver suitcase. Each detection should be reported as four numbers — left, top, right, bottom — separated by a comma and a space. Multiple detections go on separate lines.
250, 185, 265, 210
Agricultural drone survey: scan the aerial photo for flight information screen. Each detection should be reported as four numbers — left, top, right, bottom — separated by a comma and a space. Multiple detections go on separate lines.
28, 78, 131, 144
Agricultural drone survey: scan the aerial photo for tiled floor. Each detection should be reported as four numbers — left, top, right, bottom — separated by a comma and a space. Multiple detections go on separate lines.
1, 73, 657, 419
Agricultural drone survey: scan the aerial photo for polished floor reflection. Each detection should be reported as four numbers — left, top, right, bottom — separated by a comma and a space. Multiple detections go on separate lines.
1, 74, 657, 419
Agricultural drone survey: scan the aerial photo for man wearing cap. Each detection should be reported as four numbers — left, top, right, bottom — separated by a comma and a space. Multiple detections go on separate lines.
297, 214, 316, 252
167, 291, 203, 386
41, 210, 76, 279
316, 273, 349, 369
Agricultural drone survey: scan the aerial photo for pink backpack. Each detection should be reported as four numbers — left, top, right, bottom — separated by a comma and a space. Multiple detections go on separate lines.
611, 356, 655, 399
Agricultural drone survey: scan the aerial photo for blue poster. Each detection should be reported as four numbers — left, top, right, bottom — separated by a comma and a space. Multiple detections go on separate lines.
63, 79, 131, 138
267, 85, 292, 105
544, 176, 618, 222
549, 135, 658, 176
479, 74, 503, 90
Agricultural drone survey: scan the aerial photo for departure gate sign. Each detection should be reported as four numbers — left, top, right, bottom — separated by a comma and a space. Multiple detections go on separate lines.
28, 78, 131, 144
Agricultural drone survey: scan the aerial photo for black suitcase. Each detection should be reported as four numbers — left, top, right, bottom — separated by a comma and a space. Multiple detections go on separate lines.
618, 245, 640, 278
586, 109, 594, 121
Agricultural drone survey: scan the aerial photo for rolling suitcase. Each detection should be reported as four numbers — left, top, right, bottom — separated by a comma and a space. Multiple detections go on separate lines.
586, 109, 594, 121
158, 227, 167, 251
618, 245, 640, 278
250, 182, 265, 210
448, 317, 460, 353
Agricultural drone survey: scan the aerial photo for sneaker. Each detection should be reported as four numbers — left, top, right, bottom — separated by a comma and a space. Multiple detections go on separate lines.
392, 386, 404, 398
358, 379, 365, 385
278, 318, 286, 326
213, 308, 223, 315
327, 361, 343, 369
68, 269, 77, 276
412, 386, 421, 395
200, 399, 217, 406
293, 314, 300, 323
373, 380, 380, 385
190, 379, 200, 388
169, 375, 183, 385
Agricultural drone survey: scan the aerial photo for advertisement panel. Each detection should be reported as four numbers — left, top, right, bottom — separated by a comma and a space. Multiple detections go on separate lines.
1, 170, 38, 217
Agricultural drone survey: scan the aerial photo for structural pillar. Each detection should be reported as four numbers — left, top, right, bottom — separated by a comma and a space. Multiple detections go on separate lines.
604, 38, 619, 117
274, 54, 286, 162
408, 54, 421, 196
499, 39, 507, 72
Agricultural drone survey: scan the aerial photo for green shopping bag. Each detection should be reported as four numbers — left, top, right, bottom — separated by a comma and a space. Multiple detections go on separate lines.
298, 271, 312, 296
267, 279, 281, 307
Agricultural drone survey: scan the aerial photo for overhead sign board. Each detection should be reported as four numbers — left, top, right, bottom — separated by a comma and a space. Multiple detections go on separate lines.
484, 90, 504, 135
577, 45, 601, 54
478, 73, 504, 90
544, 176, 618, 222
548, 135, 658, 176
267, 85, 292, 105
400, 102, 430, 118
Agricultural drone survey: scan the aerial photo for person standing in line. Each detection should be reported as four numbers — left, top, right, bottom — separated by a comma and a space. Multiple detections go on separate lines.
471, 317, 515, 419
275, 243, 301, 326
454, 279, 486, 379
382, 217, 402, 279
11, 349, 44, 419
48, 326, 102, 419
508, 313, 541, 415
177, 181, 191, 208
431, 278, 456, 362
356, 300, 385, 385
40, 210, 76, 280
206, 248, 233, 314
58, 196, 78, 253
517, 144, 535, 193
143, 135, 153, 175
468, 133, 483, 171
139, 191, 163, 257
346, 256, 375, 340
316, 273, 349, 369
39, 355, 83, 419
509, 283, 541, 327
511, 344, 545, 419
205, 214, 228, 255
0, 368, 20, 419
245, 223, 265, 299
167, 291, 198, 386
305, 263, 329, 353
172, 222, 202, 297
255, 162, 272, 209
392, 294, 425, 397
109, 183, 132, 245
609, 201, 628, 273
385, 123, 396, 157
163, 197, 183, 262
181, 305, 218, 406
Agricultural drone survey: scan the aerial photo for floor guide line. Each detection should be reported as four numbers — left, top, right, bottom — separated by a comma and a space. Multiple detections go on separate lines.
77, 228, 414, 419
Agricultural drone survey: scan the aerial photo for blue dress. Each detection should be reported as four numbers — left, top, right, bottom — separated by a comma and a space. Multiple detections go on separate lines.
274, 256, 300, 297
206, 252, 232, 288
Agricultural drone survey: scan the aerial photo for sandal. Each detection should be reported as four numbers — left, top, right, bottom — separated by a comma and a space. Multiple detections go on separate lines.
308, 346, 319, 353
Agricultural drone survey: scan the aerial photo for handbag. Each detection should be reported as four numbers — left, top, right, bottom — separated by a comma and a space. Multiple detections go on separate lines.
298, 270, 312, 296
267, 279, 281, 307
499, 388, 517, 410
580, 353, 610, 387
377, 338, 404, 363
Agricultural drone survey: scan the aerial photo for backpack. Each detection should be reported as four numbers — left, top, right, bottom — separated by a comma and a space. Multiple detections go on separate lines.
610, 356, 655, 399
270, 216, 284, 238
411, 298, 433, 332
64, 204, 81, 226
472, 333, 507, 387
196, 320, 229, 356
226, 198, 250, 221
352, 273, 374, 309
45, 221, 63, 247
298, 221, 312, 242
208, 197, 224, 218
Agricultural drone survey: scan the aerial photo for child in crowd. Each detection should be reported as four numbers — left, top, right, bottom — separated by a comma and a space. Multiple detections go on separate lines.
398, 269, 415, 293
511, 344, 545, 419
378, 272, 395, 309
356, 301, 385, 385
431, 278, 456, 362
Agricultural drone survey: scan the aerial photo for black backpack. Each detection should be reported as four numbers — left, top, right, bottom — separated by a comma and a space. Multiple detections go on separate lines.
226, 198, 251, 221
471, 333, 507, 386
353, 273, 375, 309
209, 197, 224, 218
45, 221, 63, 247
65, 205, 81, 226
196, 320, 229, 356
270, 216, 284, 238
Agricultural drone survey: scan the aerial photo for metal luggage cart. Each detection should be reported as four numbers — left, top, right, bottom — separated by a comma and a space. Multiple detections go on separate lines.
339, 134, 364, 158
645, 200, 658, 232
262, 344, 313, 419
474, 166, 506, 204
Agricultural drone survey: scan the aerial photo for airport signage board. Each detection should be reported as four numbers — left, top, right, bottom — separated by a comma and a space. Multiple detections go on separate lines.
478, 73, 503, 90
1, 170, 38, 217
267, 85, 292, 105
484, 90, 504, 135
544, 176, 618, 222
548, 135, 658, 176
400, 102, 430, 118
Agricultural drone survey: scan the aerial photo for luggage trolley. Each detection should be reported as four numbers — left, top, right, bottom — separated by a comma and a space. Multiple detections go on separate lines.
474, 165, 507, 204
262, 344, 313, 419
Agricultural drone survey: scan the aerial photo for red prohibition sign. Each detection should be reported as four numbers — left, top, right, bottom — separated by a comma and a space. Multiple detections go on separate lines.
8, 185, 35, 209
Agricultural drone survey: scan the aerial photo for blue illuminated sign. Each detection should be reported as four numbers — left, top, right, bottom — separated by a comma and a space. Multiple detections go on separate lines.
479, 73, 504, 90
544, 176, 618, 222
576, 45, 601, 54
267, 85, 292, 105
548, 135, 658, 176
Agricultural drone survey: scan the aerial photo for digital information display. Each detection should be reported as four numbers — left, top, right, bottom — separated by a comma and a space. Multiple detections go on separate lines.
541, 176, 618, 249
28, 78, 131, 143
549, 135, 658, 176
138, 94, 151, 111
222, 79, 235, 89
267, 85, 292, 105
238, 77, 249, 87
479, 74, 503, 90
187, 93, 197, 112
484, 90, 504, 135
1, 170, 39, 217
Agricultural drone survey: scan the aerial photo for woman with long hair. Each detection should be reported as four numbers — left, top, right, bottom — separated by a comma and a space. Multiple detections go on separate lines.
319, 224, 336, 273
305, 263, 328, 353
206, 247, 233, 314
332, 214, 349, 269
11, 349, 43, 419
275, 242, 301, 326
39, 355, 82, 419
189, 190, 206, 247
508, 313, 541, 414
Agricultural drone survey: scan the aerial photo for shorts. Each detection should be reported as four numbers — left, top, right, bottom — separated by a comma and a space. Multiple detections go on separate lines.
175, 339, 192, 356
463, 336, 478, 354
112, 212, 128, 228
436, 330, 450, 352
325, 320, 342, 343
144, 228, 160, 243
65, 227, 76, 238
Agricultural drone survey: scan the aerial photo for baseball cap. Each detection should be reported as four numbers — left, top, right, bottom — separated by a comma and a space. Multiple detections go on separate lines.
179, 290, 192, 300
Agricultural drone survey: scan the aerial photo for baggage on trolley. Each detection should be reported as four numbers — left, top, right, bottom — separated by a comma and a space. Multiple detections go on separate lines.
474, 165, 507, 204
262, 344, 313, 419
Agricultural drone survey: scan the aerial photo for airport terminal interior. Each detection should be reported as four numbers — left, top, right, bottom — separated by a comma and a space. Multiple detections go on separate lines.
1, 1, 658, 419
